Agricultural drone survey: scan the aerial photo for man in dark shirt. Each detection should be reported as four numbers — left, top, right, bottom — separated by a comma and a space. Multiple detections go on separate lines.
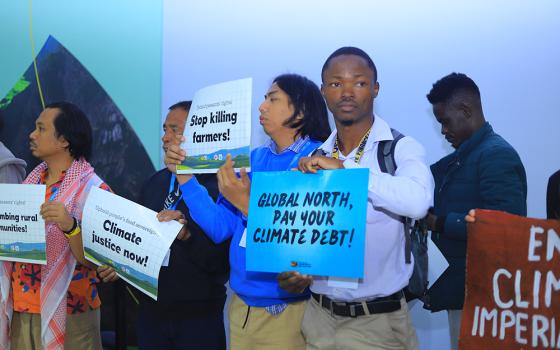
100, 101, 229, 350
424, 73, 527, 350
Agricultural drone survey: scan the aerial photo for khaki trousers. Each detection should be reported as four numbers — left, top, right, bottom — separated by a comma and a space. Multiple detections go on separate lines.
11, 309, 102, 350
302, 296, 419, 350
229, 293, 306, 350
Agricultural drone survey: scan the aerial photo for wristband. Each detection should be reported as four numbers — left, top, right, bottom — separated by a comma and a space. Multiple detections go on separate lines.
64, 225, 81, 238
63, 218, 81, 238
63, 217, 77, 234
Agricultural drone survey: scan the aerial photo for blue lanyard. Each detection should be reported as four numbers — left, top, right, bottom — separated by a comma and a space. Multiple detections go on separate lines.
167, 173, 181, 210
48, 186, 59, 202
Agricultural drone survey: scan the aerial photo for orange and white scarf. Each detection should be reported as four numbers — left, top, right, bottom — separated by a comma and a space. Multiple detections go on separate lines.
0, 158, 102, 350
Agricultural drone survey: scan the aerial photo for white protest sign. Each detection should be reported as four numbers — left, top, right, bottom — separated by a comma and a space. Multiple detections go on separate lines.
81, 187, 182, 300
177, 77, 252, 174
0, 184, 46, 264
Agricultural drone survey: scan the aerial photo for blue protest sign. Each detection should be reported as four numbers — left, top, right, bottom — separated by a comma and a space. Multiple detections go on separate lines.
246, 168, 368, 278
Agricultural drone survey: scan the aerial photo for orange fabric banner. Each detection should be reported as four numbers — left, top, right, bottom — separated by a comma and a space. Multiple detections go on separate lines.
460, 210, 560, 349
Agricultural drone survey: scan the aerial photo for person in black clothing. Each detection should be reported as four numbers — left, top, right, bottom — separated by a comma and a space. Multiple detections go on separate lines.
99, 101, 229, 349
547, 170, 560, 220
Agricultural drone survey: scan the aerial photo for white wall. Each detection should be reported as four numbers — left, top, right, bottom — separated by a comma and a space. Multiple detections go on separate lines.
162, 1, 560, 349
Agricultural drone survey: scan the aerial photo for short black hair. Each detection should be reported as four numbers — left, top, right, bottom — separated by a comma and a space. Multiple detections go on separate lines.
169, 101, 192, 111
45, 102, 93, 161
427, 73, 481, 105
273, 74, 331, 142
321, 47, 378, 82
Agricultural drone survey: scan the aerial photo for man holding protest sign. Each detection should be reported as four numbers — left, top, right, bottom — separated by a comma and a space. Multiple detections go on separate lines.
165, 74, 331, 350
99, 101, 230, 350
423, 73, 527, 350
0, 102, 109, 350
279, 47, 433, 349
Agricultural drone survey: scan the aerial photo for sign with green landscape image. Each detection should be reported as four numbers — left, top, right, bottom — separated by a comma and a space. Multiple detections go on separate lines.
0, 184, 46, 264
177, 78, 252, 174
82, 187, 182, 300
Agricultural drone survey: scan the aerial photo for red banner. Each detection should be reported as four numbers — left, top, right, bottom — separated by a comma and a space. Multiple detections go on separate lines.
460, 210, 560, 349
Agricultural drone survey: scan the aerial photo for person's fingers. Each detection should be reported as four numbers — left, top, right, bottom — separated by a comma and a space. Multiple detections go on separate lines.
218, 165, 232, 188
277, 271, 297, 281
157, 210, 183, 222
176, 227, 191, 240
465, 209, 477, 223
217, 168, 226, 193
304, 157, 318, 174
219, 154, 238, 182
240, 168, 250, 186
298, 158, 309, 172
278, 271, 312, 293
97, 265, 112, 278
224, 154, 233, 168
104, 271, 118, 283
167, 144, 186, 162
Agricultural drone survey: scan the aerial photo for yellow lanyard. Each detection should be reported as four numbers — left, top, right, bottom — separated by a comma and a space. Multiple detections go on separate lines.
332, 127, 371, 164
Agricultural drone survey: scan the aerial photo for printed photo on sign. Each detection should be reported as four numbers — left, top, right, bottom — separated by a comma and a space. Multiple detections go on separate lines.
460, 210, 560, 350
81, 187, 182, 300
0, 184, 46, 264
177, 78, 252, 174
246, 168, 368, 278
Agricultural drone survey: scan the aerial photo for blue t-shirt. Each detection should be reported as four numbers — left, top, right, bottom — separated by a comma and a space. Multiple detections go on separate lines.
181, 137, 321, 307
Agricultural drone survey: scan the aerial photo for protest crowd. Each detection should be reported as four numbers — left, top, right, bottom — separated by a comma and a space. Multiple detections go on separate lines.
0, 46, 558, 350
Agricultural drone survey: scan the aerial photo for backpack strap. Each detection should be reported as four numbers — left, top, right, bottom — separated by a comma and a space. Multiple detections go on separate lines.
377, 129, 404, 175
376, 129, 412, 264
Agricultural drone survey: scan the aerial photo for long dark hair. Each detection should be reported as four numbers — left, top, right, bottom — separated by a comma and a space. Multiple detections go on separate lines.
273, 74, 331, 142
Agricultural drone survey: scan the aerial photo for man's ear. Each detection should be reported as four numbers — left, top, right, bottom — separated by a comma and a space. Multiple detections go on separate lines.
459, 102, 472, 119
373, 81, 380, 98
57, 134, 70, 150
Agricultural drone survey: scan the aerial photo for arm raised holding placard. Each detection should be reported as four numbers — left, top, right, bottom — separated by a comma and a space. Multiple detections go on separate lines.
165, 142, 243, 244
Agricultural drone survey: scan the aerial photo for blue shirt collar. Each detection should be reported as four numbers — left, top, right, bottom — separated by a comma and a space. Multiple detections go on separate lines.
265, 135, 310, 155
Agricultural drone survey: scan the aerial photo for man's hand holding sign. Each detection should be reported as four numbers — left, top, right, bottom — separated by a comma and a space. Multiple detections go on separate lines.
459, 209, 560, 350
217, 154, 251, 216
297, 155, 344, 174
82, 188, 183, 300
96, 209, 191, 283
278, 155, 346, 292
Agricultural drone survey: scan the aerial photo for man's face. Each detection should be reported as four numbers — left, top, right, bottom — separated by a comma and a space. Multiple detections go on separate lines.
321, 54, 379, 126
162, 108, 188, 152
258, 83, 297, 138
433, 102, 472, 149
29, 108, 68, 160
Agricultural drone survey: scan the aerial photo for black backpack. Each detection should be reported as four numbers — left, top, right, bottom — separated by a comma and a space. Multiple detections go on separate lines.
377, 129, 429, 302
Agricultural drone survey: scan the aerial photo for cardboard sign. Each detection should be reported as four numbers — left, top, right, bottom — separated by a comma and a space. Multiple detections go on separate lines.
460, 210, 560, 349
246, 168, 368, 278
82, 187, 182, 300
0, 184, 46, 264
177, 78, 252, 174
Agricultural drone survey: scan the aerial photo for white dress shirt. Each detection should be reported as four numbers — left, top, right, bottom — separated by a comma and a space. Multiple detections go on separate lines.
311, 116, 434, 302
